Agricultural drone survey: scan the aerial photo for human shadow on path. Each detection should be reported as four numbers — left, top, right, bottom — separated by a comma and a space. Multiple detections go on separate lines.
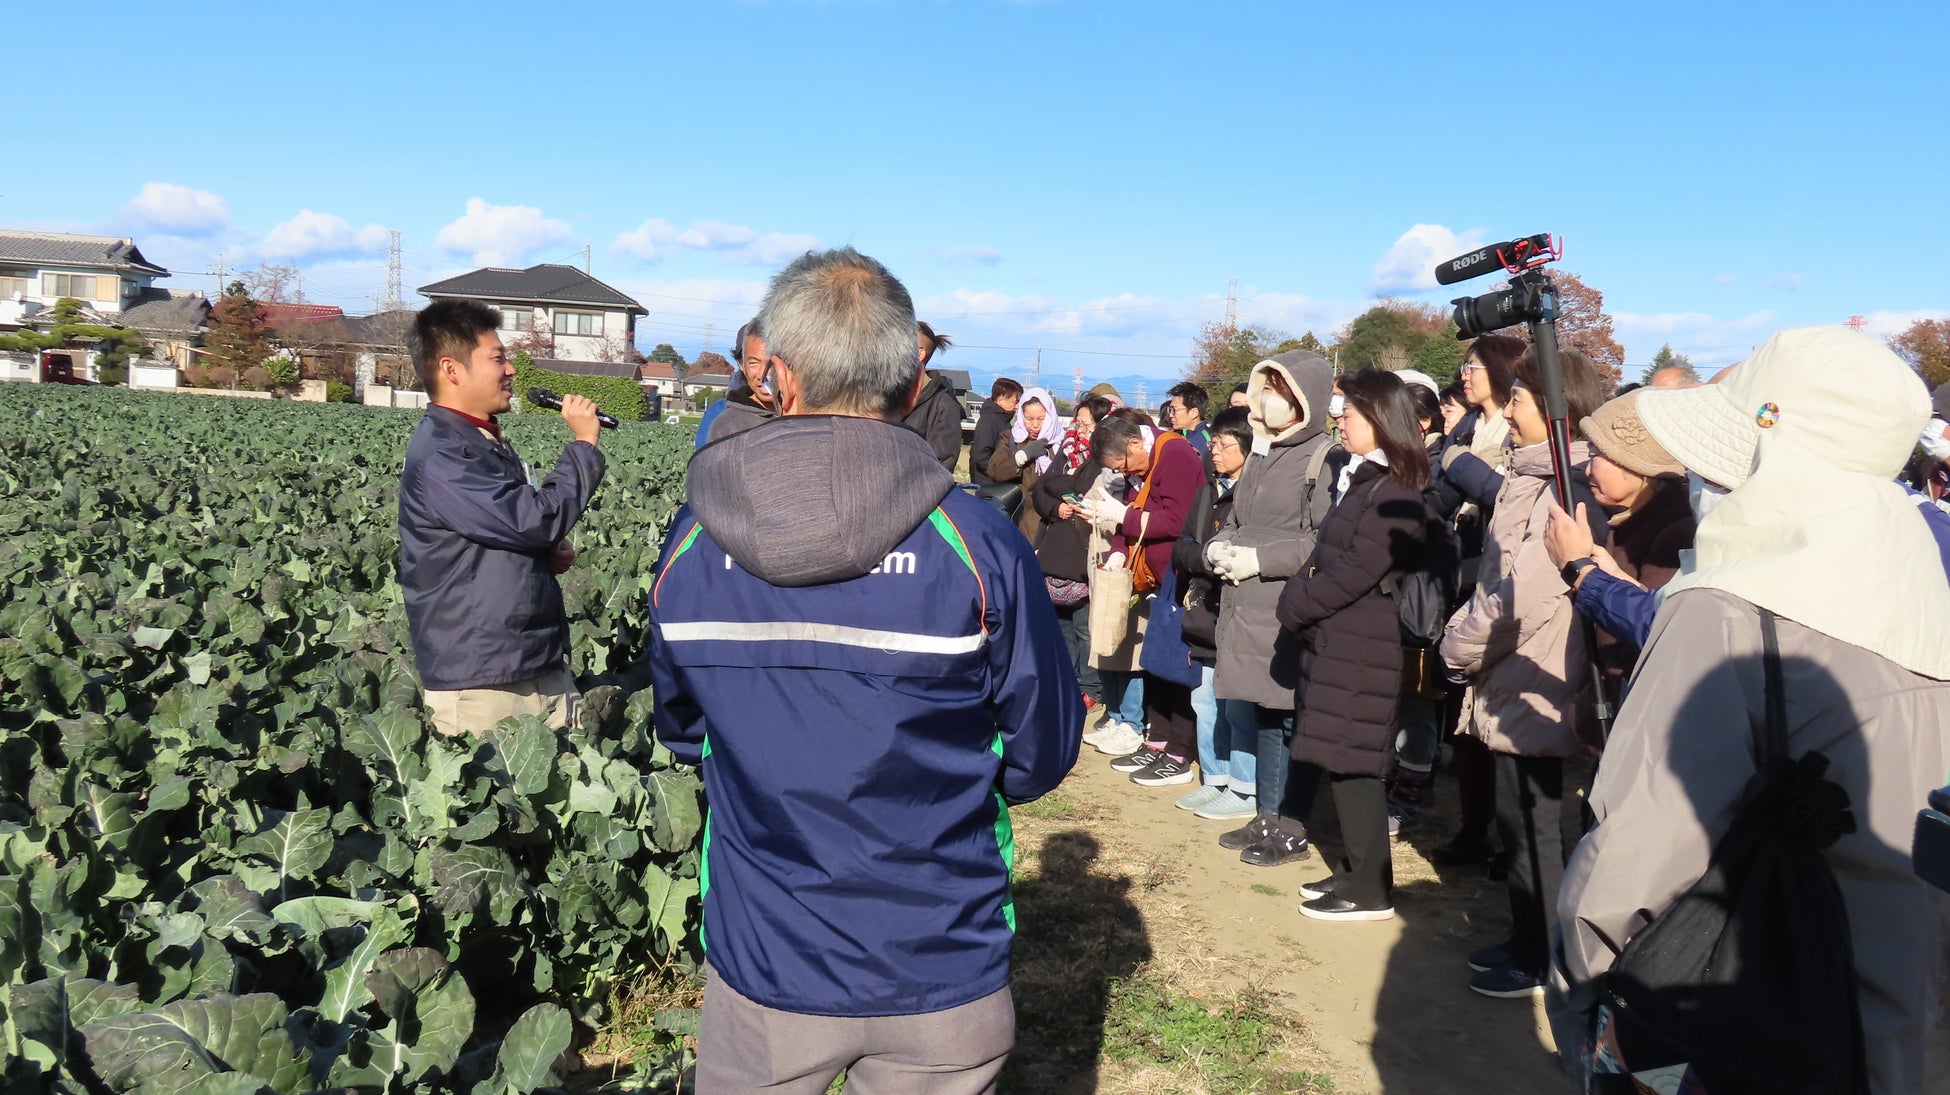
1000, 829, 1152, 1095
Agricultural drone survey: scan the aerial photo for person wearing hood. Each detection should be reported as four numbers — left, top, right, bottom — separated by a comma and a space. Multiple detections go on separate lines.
900, 321, 965, 472
1439, 344, 1608, 1001
1199, 352, 1346, 867
648, 248, 1080, 1092
984, 385, 1062, 542
968, 378, 1023, 486
697, 319, 777, 447
1553, 328, 1950, 1094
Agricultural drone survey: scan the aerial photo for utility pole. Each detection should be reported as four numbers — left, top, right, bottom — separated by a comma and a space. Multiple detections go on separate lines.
583, 245, 592, 274
1136, 381, 1149, 410
213, 253, 226, 297
1034, 344, 1042, 387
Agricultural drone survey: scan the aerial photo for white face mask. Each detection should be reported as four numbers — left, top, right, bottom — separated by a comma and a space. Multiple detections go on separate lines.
1261, 392, 1297, 430
1327, 393, 1345, 419
1687, 470, 1729, 521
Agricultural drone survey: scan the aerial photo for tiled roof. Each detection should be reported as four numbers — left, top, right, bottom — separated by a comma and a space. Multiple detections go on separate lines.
639, 361, 680, 380
118, 289, 210, 334
260, 302, 345, 328
335, 311, 414, 348
418, 264, 645, 313
532, 357, 640, 379
0, 231, 169, 276
682, 372, 735, 387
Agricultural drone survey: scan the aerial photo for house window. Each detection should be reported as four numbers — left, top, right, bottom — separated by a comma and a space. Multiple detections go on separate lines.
499, 307, 534, 332
555, 311, 603, 337
41, 274, 100, 299
0, 276, 28, 298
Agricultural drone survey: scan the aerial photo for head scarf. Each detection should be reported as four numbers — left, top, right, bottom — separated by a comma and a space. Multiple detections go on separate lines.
1010, 387, 1063, 474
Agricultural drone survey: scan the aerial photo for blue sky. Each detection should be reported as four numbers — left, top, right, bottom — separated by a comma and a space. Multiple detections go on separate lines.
13, 1, 1946, 386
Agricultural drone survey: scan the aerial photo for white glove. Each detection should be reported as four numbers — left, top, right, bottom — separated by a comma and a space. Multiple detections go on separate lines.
1103, 551, 1128, 571
1213, 545, 1261, 583
1204, 539, 1235, 571
1088, 497, 1128, 530
1014, 448, 1031, 467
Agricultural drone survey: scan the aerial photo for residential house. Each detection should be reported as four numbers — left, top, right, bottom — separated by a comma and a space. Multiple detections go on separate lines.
418, 264, 646, 362
680, 368, 735, 410
638, 360, 682, 403
118, 288, 212, 373
0, 230, 172, 380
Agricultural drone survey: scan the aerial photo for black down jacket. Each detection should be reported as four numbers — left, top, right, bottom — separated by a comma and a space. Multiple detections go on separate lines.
1275, 461, 1428, 777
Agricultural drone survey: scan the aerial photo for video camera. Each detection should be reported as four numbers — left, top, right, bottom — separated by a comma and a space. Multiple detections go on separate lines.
1436, 234, 1563, 339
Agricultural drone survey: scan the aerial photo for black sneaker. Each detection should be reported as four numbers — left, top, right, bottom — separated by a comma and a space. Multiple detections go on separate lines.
1298, 876, 1338, 900
1467, 942, 1515, 973
1218, 815, 1273, 851
1429, 830, 1498, 867
1108, 747, 1164, 773
1469, 965, 1544, 999
1240, 829, 1311, 867
1129, 756, 1196, 787
1298, 894, 1394, 922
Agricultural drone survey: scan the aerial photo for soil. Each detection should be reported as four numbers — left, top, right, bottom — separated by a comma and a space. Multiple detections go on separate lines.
1050, 753, 1570, 1094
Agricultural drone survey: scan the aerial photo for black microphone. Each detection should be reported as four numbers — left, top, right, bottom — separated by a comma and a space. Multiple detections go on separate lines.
526, 387, 619, 429
1434, 234, 1553, 286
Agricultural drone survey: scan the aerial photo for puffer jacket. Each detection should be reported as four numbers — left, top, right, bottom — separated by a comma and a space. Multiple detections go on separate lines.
1029, 457, 1101, 582
901, 371, 964, 473
1440, 440, 1601, 757
1277, 461, 1428, 776
1209, 351, 1340, 709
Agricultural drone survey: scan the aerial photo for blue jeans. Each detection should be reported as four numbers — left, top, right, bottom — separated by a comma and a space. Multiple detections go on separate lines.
1217, 697, 1260, 797
1192, 666, 1223, 786
1247, 704, 1295, 817
1099, 669, 1145, 732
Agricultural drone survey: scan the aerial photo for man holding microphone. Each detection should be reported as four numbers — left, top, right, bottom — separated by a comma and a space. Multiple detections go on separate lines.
398, 300, 606, 737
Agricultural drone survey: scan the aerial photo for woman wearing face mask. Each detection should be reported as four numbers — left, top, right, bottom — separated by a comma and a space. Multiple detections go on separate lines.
696, 319, 776, 447
985, 386, 1063, 541
1056, 395, 1112, 473
1200, 353, 1346, 866
1439, 345, 1608, 1001
1275, 370, 1432, 921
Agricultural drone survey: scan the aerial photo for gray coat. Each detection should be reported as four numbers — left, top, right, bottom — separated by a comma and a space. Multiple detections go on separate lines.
1555, 588, 1950, 1094
1210, 351, 1339, 709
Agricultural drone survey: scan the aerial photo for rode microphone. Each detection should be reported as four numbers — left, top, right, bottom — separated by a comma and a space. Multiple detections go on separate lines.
526, 388, 619, 429
1434, 234, 1557, 285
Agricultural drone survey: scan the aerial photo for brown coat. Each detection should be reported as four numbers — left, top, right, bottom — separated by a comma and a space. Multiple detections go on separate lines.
1556, 588, 1950, 1094
1439, 441, 1600, 757
985, 443, 1045, 543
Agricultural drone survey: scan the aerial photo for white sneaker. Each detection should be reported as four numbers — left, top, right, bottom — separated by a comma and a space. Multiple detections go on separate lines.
1194, 789, 1258, 821
1091, 722, 1144, 756
1081, 718, 1127, 748
1174, 785, 1226, 812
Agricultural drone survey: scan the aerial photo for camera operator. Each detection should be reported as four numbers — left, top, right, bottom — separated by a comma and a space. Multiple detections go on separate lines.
398, 300, 606, 738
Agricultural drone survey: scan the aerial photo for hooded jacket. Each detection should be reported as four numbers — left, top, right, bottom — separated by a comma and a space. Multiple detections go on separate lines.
1030, 456, 1102, 582
1208, 351, 1340, 709
1440, 440, 1601, 757
1555, 589, 1950, 1095
985, 387, 1063, 542
703, 383, 776, 445
398, 406, 605, 690
967, 397, 1014, 486
901, 371, 964, 472
648, 414, 1081, 1019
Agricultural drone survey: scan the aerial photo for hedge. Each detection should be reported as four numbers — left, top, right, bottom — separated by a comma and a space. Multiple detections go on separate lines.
512, 353, 648, 423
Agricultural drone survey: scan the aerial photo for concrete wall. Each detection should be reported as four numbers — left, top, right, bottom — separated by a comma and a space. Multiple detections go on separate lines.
295, 379, 328, 402
176, 387, 271, 399
130, 364, 179, 389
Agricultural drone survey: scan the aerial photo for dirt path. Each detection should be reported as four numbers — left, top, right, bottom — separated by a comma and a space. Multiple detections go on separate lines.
1043, 755, 1569, 1094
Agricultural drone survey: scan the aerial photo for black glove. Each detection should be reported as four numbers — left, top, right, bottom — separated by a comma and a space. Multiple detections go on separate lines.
1014, 439, 1051, 466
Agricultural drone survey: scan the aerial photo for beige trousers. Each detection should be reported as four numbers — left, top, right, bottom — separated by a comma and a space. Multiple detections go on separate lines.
423, 664, 579, 738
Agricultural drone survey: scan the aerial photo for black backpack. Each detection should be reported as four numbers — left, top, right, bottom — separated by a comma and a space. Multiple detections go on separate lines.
1371, 483, 1460, 649
1593, 610, 1867, 1095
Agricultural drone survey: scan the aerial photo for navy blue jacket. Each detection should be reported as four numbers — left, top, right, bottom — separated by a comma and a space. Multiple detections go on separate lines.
398, 406, 605, 690
649, 414, 1080, 1018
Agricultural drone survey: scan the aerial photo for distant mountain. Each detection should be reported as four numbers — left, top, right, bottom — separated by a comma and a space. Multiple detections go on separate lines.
946, 365, 1183, 409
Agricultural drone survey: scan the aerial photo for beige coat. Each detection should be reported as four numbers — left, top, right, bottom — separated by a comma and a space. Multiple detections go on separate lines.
1556, 588, 1950, 1094
1439, 440, 1598, 757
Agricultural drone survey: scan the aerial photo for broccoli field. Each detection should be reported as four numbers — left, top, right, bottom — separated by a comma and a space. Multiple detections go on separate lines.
0, 385, 701, 1094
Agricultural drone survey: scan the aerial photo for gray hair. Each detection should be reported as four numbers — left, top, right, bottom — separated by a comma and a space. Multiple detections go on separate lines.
756, 248, 918, 417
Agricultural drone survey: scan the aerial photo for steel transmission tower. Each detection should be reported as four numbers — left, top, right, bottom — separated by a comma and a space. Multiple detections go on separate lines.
384, 231, 403, 313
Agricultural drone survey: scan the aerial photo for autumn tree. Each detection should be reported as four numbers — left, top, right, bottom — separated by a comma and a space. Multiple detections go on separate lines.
201, 284, 272, 386
1890, 318, 1950, 389
1525, 270, 1624, 388
1334, 300, 1448, 373
690, 350, 731, 376
1186, 320, 1285, 388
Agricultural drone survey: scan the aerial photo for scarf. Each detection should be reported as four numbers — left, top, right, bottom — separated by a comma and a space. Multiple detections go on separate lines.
1009, 387, 1063, 474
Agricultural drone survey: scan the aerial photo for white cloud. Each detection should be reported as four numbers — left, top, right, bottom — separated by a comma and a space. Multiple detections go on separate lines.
117, 182, 229, 237
1857, 309, 1950, 339
1369, 224, 1484, 295
611, 218, 817, 266
1612, 309, 1780, 369
922, 244, 1004, 267
261, 210, 391, 260
434, 198, 572, 266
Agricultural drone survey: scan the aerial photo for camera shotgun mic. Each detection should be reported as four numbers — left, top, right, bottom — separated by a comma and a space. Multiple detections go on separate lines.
1434, 234, 1556, 286
526, 388, 620, 429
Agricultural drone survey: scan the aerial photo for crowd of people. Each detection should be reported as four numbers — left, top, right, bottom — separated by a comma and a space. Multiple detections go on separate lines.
403, 248, 1949, 1094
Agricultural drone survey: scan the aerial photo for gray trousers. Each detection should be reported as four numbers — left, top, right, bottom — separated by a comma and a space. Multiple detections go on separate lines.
696, 964, 1015, 1095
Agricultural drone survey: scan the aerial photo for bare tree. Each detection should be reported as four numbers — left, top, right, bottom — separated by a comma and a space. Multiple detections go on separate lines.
242, 264, 305, 304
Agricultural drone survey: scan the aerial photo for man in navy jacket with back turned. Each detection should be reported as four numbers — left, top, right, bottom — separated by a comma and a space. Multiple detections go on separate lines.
648, 248, 1080, 1094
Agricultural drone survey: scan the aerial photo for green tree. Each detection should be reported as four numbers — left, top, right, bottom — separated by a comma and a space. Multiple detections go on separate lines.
202, 287, 272, 385
1412, 323, 1469, 385
1335, 301, 1446, 372
649, 343, 688, 371
694, 386, 724, 410
265, 352, 301, 390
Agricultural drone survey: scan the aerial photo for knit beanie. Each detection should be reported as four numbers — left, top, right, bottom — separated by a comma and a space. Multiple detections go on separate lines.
1581, 390, 1686, 478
